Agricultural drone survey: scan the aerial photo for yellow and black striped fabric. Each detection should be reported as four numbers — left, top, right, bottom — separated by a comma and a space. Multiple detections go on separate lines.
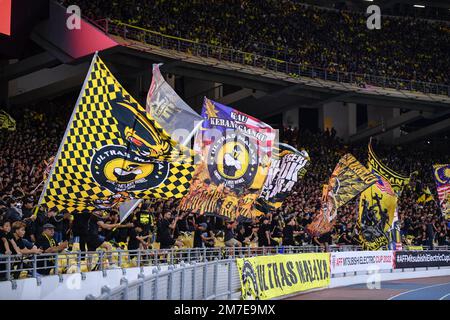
40, 54, 195, 212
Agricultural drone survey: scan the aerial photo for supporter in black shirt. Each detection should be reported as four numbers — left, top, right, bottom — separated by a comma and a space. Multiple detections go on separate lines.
128, 223, 149, 251
71, 212, 89, 253
282, 217, 299, 246
35, 223, 68, 275
0, 220, 12, 255
158, 211, 183, 249
9, 221, 42, 255
258, 218, 272, 247
193, 223, 208, 248
224, 220, 241, 247
86, 211, 121, 252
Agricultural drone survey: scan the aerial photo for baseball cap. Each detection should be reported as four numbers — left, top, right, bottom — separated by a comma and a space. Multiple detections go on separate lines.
43, 223, 55, 229
199, 223, 208, 229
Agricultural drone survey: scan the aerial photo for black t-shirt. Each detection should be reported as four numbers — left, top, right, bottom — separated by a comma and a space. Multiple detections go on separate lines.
9, 236, 25, 254
258, 224, 271, 246
224, 226, 235, 242
0, 230, 12, 254
127, 228, 141, 251
283, 225, 294, 242
236, 232, 246, 244
71, 214, 89, 236
36, 234, 56, 252
87, 215, 102, 237
193, 228, 203, 248
158, 219, 174, 246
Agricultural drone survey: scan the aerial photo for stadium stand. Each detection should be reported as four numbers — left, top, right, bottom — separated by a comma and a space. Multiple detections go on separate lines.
60, 0, 450, 86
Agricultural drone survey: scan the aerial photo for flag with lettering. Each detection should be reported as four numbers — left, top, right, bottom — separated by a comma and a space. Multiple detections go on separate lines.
306, 154, 378, 236
252, 143, 310, 216
39, 54, 196, 212
178, 97, 275, 220
368, 140, 410, 196
146, 64, 203, 143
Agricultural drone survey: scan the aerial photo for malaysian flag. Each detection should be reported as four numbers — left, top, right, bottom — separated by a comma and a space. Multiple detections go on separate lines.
375, 173, 395, 196
433, 164, 450, 219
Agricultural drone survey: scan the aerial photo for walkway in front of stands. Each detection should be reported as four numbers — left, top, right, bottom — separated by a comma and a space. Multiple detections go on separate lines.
285, 276, 450, 300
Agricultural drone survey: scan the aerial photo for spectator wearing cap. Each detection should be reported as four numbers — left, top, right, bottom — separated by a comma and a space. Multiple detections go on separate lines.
193, 222, 215, 248
35, 223, 68, 275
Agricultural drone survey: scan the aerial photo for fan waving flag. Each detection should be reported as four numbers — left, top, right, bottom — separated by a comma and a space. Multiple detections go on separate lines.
306, 154, 378, 236
252, 143, 310, 216
178, 98, 275, 220
433, 164, 450, 220
38, 53, 196, 213
146, 64, 204, 144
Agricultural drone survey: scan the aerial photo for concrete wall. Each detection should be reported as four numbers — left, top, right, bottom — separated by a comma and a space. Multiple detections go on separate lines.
319, 101, 357, 141
367, 105, 401, 143
0, 265, 168, 300
8, 63, 89, 98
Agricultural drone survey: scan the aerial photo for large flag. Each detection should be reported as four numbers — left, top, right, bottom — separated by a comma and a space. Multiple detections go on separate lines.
357, 173, 398, 250
38, 53, 196, 213
0, 109, 16, 131
306, 154, 377, 236
368, 140, 410, 196
178, 97, 276, 220
252, 143, 310, 216
433, 164, 450, 219
146, 64, 204, 144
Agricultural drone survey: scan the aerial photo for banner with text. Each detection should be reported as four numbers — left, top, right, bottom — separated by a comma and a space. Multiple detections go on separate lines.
252, 143, 310, 216
368, 141, 410, 196
179, 98, 275, 220
330, 251, 394, 274
394, 251, 450, 268
236, 253, 331, 300
307, 154, 377, 236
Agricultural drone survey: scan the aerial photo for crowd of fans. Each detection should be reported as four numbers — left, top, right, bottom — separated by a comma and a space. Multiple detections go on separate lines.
1, 95, 449, 275
61, 0, 450, 86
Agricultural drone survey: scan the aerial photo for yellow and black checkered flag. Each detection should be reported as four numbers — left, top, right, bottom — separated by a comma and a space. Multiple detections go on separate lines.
38, 53, 196, 212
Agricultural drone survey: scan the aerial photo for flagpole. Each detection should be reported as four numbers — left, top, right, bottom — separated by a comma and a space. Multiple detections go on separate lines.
37, 52, 99, 208
181, 119, 204, 147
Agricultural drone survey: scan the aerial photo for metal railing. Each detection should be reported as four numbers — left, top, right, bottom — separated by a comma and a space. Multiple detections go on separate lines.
0, 245, 362, 281
2, 244, 448, 282
98, 19, 450, 97
86, 259, 239, 300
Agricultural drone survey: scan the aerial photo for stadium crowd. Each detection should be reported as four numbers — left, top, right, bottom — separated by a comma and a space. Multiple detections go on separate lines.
1, 94, 449, 280
60, 0, 450, 86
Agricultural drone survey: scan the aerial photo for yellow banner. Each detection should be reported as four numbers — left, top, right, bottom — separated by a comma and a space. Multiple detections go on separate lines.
357, 174, 398, 250
368, 141, 409, 195
236, 253, 330, 300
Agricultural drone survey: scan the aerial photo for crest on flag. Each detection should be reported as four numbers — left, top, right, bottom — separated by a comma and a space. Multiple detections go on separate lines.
179, 98, 275, 220
39, 54, 195, 212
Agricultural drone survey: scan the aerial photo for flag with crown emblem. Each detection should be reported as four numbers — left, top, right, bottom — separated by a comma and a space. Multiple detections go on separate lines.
178, 97, 275, 220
